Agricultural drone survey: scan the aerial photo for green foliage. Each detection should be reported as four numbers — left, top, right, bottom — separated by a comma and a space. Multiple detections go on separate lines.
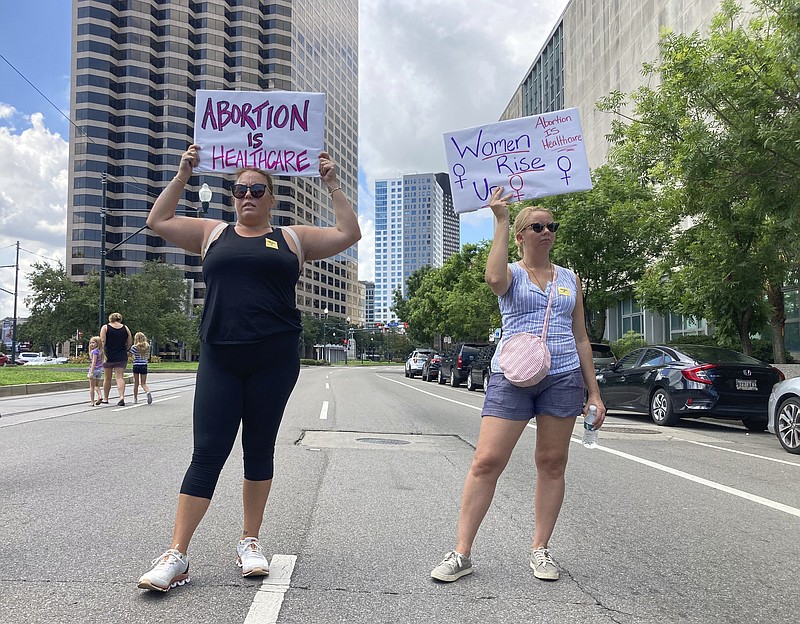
393, 243, 500, 344
610, 331, 647, 359
20, 260, 195, 354
540, 165, 676, 340
665, 334, 718, 347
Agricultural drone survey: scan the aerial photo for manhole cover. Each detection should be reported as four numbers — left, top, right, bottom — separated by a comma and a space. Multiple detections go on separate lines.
602, 426, 660, 435
356, 437, 411, 445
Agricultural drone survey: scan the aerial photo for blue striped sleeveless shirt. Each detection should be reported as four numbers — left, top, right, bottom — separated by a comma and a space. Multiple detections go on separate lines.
491, 262, 580, 375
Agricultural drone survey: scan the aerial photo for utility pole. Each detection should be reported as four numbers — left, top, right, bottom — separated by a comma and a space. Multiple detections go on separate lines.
11, 241, 19, 365
99, 172, 107, 329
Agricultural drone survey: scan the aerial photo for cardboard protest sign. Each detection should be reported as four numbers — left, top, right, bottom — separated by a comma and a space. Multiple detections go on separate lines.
443, 108, 592, 213
193, 90, 325, 175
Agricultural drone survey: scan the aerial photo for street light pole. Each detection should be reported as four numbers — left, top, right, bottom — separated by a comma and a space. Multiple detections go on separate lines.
99, 172, 107, 329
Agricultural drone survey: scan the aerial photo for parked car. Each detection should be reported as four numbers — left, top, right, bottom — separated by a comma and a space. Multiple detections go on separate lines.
22, 356, 57, 366
16, 352, 44, 364
0, 352, 8, 366
421, 353, 442, 382
405, 348, 434, 378
590, 342, 616, 372
596, 344, 784, 429
439, 342, 488, 387
466, 343, 498, 392
767, 377, 800, 454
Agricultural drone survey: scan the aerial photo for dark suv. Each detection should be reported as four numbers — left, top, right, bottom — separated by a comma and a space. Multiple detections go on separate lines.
466, 343, 497, 392
439, 343, 488, 387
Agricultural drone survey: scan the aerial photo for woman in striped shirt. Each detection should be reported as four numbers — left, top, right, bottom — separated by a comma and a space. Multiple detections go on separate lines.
432, 187, 606, 584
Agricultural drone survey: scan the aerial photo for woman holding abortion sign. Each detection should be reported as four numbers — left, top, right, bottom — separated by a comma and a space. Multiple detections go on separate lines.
137, 144, 360, 592
431, 187, 605, 584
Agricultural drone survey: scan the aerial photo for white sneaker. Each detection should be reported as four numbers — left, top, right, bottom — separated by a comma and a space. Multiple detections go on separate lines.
236, 537, 270, 577
137, 548, 190, 591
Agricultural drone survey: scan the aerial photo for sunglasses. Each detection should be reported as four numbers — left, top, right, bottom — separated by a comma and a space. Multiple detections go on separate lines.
524, 222, 560, 233
232, 183, 268, 199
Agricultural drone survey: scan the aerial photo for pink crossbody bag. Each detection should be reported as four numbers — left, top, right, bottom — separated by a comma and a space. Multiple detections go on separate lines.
498, 266, 557, 387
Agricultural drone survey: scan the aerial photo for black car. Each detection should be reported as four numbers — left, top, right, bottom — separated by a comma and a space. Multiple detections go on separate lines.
439, 343, 487, 387
597, 344, 784, 429
421, 353, 442, 382
466, 343, 497, 392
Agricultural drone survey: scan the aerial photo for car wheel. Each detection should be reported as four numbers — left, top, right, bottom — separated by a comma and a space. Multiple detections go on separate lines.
776, 397, 800, 454
482, 371, 489, 391
741, 415, 767, 432
404, 367, 409, 378
466, 372, 475, 391
450, 369, 460, 387
650, 388, 679, 426
422, 369, 428, 382
438, 369, 446, 385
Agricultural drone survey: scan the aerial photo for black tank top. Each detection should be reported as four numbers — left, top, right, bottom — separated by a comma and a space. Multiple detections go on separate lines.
104, 324, 129, 363
199, 225, 301, 344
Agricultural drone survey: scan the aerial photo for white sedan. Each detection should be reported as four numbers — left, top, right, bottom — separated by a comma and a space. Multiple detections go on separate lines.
767, 377, 800, 454
22, 356, 66, 366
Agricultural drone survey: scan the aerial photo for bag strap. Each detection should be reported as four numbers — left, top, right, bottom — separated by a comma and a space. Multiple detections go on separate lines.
540, 266, 558, 341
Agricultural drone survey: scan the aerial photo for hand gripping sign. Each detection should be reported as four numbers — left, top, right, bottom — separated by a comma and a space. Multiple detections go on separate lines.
443, 107, 592, 214
193, 90, 325, 175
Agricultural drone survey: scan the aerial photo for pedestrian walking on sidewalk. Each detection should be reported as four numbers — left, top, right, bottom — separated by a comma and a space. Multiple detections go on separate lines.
136, 143, 360, 592
431, 190, 606, 584
100, 313, 132, 406
87, 336, 103, 406
130, 332, 152, 405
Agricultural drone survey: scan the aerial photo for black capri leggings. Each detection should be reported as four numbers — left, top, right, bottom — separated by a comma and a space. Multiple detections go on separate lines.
180, 332, 300, 499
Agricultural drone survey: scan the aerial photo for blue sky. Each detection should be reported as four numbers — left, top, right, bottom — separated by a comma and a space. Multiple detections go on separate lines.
0, 0, 568, 318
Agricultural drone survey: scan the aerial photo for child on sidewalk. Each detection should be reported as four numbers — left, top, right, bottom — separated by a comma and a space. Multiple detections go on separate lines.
131, 332, 152, 405
87, 336, 104, 405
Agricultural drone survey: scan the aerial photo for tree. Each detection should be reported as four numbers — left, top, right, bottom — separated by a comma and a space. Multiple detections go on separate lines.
540, 165, 675, 341
21, 261, 82, 354
598, 0, 800, 356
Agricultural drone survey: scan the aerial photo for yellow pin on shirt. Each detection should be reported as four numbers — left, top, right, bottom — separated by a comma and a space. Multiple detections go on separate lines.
265, 238, 278, 249
558, 286, 571, 296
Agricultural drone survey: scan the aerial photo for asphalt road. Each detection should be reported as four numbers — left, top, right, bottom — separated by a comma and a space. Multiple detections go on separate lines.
1, 367, 797, 623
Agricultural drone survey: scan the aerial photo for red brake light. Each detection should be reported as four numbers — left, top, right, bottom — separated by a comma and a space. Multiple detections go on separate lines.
681, 364, 715, 384
457, 355, 463, 368
773, 367, 786, 382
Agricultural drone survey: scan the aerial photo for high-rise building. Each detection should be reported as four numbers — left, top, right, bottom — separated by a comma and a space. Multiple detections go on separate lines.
67, 0, 359, 321
359, 280, 374, 326
435, 173, 459, 262
373, 173, 457, 324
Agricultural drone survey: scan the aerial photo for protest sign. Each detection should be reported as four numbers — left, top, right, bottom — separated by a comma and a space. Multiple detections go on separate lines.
193, 90, 325, 175
443, 107, 592, 213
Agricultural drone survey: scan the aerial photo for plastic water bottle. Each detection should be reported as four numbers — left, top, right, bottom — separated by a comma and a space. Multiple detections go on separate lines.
582, 405, 599, 449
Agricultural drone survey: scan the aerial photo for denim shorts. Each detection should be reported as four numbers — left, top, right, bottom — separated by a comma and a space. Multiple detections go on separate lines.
481, 368, 585, 420
91, 369, 103, 380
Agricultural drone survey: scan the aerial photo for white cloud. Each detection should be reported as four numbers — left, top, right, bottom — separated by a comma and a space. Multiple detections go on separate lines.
357, 0, 568, 275
0, 112, 69, 318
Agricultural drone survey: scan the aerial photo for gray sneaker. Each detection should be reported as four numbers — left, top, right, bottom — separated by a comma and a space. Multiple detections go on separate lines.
431, 550, 473, 582
530, 547, 559, 580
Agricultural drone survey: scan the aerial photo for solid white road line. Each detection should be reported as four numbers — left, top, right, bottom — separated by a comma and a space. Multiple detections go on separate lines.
243, 554, 297, 624
319, 401, 329, 420
586, 442, 800, 519
674, 437, 800, 468
382, 374, 800, 519
112, 395, 181, 411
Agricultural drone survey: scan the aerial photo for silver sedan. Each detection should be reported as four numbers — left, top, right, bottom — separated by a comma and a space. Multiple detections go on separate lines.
767, 377, 800, 454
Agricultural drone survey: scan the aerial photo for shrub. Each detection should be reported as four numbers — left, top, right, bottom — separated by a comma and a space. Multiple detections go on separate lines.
301, 358, 330, 366
610, 331, 647, 359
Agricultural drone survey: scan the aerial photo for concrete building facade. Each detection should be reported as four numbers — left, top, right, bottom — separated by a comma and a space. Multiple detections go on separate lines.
500, 0, 785, 349
67, 0, 359, 323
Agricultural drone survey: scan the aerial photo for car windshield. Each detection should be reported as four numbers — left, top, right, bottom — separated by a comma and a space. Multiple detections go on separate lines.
674, 345, 764, 365
591, 344, 613, 357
